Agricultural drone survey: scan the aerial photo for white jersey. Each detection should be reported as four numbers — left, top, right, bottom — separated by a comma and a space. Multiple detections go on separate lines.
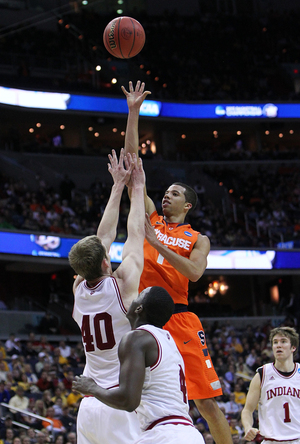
258, 362, 300, 440
73, 276, 131, 388
135, 324, 194, 431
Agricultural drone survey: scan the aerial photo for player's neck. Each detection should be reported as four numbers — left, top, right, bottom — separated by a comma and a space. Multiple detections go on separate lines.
274, 358, 295, 373
164, 214, 186, 224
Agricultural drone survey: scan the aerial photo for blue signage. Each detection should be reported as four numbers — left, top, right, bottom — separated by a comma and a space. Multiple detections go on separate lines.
1, 86, 300, 119
0, 231, 299, 270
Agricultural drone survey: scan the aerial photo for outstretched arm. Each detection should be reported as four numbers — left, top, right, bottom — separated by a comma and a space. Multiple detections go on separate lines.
96, 148, 132, 251
114, 154, 145, 308
145, 214, 210, 281
241, 372, 261, 441
121, 81, 155, 216
72, 330, 156, 411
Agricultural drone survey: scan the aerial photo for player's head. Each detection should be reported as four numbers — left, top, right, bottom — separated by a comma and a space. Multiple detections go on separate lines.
162, 183, 197, 218
127, 286, 174, 328
68, 235, 110, 281
269, 326, 299, 358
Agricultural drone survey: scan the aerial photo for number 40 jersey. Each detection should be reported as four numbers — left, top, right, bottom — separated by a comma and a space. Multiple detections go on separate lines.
73, 276, 131, 388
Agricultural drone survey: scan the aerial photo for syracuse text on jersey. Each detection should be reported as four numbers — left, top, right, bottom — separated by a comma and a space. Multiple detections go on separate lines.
154, 229, 192, 251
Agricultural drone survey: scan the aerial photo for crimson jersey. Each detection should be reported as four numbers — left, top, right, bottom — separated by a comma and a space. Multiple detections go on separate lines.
139, 211, 199, 305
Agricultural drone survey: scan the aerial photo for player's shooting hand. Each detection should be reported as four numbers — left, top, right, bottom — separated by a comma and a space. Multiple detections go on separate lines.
145, 213, 159, 247
108, 148, 133, 186
121, 80, 151, 111
72, 375, 97, 396
243, 427, 260, 441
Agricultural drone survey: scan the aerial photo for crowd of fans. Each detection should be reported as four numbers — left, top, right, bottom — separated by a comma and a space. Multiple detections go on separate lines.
1, 156, 299, 249
0, 317, 297, 444
0, 8, 299, 102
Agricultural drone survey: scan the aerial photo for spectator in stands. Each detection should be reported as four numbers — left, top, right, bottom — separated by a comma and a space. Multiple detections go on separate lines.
36, 372, 55, 393
51, 387, 67, 409
59, 406, 76, 434
61, 371, 73, 392
35, 354, 46, 376
224, 393, 241, 418
41, 406, 66, 437
0, 363, 8, 382
58, 342, 71, 360
5, 335, 17, 357
33, 399, 47, 418
233, 383, 246, 407
41, 391, 53, 410
4, 428, 15, 444
66, 432, 76, 444
23, 364, 38, 392
8, 386, 29, 421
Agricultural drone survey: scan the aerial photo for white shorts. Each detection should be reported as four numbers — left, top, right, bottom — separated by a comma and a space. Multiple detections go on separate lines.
77, 396, 141, 444
263, 440, 300, 444
135, 423, 205, 444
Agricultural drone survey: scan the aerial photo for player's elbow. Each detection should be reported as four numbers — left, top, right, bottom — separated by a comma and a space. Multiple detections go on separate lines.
120, 396, 140, 412
189, 269, 204, 282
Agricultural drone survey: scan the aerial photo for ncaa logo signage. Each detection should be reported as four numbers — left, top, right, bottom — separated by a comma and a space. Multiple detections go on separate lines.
184, 231, 192, 237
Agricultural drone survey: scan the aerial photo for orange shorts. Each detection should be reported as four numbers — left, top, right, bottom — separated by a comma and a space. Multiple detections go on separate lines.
163, 311, 222, 401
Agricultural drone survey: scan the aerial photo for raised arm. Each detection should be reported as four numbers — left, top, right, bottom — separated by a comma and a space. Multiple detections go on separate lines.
145, 213, 210, 281
241, 372, 261, 441
121, 81, 155, 216
72, 329, 156, 411
114, 154, 145, 309
96, 148, 132, 251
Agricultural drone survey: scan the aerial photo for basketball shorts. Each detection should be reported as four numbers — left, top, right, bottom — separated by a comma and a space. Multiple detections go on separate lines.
163, 311, 222, 400
77, 396, 141, 444
135, 423, 205, 444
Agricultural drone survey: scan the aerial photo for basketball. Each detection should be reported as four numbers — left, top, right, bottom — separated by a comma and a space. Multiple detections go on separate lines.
103, 16, 145, 59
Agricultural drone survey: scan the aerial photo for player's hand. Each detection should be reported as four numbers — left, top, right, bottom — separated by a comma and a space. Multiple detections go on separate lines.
243, 427, 260, 441
130, 153, 145, 188
108, 148, 133, 186
72, 375, 97, 395
121, 80, 151, 110
145, 213, 159, 247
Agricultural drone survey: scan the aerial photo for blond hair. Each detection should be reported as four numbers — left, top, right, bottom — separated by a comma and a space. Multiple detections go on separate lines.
68, 235, 106, 281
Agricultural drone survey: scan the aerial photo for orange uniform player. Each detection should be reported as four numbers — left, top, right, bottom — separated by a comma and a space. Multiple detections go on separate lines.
122, 80, 232, 444
140, 211, 222, 400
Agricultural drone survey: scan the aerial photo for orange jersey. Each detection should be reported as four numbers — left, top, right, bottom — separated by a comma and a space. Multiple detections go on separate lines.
139, 211, 199, 305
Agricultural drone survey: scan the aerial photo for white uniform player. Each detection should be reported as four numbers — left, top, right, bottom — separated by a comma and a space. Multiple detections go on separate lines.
69, 149, 145, 444
73, 276, 141, 444
135, 324, 204, 444
242, 327, 300, 444
258, 362, 300, 442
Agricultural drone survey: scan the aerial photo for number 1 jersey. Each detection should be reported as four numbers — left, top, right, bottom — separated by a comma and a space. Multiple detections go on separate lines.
258, 362, 300, 440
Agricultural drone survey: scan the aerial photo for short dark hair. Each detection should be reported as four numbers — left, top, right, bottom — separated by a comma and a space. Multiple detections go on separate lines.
172, 182, 198, 212
143, 287, 174, 327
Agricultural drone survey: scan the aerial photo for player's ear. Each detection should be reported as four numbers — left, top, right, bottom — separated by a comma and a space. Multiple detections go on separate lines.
134, 304, 143, 314
291, 346, 296, 353
184, 202, 192, 211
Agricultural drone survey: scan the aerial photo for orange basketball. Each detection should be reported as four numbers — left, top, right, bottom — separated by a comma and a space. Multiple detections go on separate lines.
103, 16, 145, 59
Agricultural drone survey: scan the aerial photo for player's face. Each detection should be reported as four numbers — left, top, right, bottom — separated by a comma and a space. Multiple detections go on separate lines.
162, 184, 188, 216
126, 288, 150, 325
272, 334, 295, 361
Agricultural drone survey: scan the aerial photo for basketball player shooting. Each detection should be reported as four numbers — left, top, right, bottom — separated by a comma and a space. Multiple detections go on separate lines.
121, 80, 232, 444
